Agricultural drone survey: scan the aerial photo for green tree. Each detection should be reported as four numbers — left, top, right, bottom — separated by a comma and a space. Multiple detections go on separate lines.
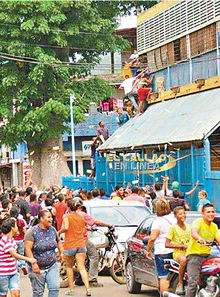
0, 0, 156, 187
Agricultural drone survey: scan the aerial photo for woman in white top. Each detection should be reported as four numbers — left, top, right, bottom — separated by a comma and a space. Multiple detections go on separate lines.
146, 199, 176, 294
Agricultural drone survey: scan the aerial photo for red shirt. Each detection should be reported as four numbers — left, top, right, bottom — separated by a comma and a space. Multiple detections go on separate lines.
54, 201, 67, 231
137, 87, 152, 101
14, 218, 26, 241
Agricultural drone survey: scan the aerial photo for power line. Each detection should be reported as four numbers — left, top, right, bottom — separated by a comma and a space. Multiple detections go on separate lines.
0, 51, 219, 71
0, 39, 132, 53
0, 23, 137, 38
0, 51, 124, 67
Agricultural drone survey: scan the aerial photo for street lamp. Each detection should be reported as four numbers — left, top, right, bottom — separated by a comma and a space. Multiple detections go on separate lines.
70, 94, 76, 177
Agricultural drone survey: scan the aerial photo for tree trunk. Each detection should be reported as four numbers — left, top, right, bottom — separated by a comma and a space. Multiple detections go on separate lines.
28, 145, 42, 187
28, 139, 71, 189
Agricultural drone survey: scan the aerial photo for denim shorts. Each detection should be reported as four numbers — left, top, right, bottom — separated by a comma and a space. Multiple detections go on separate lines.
154, 253, 173, 278
64, 247, 87, 256
0, 273, 20, 295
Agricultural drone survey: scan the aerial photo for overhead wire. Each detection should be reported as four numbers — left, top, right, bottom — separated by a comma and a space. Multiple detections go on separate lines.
0, 39, 130, 53
0, 53, 219, 73
0, 51, 125, 67
0, 23, 137, 38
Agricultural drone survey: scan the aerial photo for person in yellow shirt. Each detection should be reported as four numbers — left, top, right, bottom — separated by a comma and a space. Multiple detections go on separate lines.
166, 206, 191, 295
185, 203, 220, 297
111, 186, 124, 201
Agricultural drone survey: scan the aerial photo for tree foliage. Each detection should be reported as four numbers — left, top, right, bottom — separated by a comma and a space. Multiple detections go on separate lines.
0, 0, 156, 149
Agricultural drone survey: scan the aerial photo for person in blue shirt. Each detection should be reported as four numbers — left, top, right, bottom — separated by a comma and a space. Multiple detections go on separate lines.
116, 108, 130, 127
197, 190, 211, 213
99, 188, 110, 200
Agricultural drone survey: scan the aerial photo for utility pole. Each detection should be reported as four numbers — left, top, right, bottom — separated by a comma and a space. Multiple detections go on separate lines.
70, 94, 76, 177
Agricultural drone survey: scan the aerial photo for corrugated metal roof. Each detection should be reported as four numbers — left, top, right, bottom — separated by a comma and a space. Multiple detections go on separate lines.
98, 88, 220, 151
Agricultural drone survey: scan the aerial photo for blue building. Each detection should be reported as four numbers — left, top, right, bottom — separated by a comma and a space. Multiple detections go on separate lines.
97, 87, 220, 210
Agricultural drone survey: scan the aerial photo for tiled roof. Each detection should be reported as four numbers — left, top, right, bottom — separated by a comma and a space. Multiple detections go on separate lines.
63, 112, 118, 140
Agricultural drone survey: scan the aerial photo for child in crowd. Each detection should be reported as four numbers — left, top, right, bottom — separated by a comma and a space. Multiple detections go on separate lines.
165, 206, 191, 295
0, 218, 36, 297
197, 190, 210, 213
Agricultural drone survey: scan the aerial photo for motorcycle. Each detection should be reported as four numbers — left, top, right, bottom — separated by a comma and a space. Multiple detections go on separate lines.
91, 226, 126, 285
60, 226, 126, 287
164, 242, 220, 297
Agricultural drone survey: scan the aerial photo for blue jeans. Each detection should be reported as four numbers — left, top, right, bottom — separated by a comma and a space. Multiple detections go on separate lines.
64, 247, 87, 256
16, 240, 26, 268
0, 273, 20, 295
28, 262, 59, 297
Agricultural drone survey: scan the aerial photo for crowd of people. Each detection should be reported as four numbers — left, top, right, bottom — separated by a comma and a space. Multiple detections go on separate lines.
0, 178, 215, 297
0, 185, 114, 297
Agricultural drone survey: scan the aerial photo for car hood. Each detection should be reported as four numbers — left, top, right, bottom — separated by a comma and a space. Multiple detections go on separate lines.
114, 226, 137, 243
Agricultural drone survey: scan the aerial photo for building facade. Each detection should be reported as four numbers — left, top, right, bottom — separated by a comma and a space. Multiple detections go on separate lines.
137, 0, 220, 92
79, 0, 220, 210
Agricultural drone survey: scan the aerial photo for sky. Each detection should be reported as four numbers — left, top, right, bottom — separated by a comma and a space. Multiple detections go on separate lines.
118, 14, 137, 29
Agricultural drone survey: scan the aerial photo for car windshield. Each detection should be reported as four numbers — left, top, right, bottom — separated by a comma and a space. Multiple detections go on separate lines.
186, 214, 220, 228
90, 206, 151, 226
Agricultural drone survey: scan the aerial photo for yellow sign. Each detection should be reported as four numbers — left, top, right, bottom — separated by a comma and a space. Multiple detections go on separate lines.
106, 153, 178, 174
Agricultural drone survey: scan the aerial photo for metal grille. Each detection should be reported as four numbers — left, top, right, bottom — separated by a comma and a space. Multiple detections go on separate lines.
137, 0, 220, 54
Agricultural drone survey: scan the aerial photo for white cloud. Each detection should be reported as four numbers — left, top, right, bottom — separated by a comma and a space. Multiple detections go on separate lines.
118, 14, 137, 29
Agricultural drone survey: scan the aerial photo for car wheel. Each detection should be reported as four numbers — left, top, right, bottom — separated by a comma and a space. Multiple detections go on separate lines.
126, 262, 142, 294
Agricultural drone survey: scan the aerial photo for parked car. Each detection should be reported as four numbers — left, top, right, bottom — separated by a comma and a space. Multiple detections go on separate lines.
124, 211, 220, 294
84, 200, 151, 245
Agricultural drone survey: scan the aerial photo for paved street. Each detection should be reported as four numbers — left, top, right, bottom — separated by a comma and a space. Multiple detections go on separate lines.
18, 274, 159, 297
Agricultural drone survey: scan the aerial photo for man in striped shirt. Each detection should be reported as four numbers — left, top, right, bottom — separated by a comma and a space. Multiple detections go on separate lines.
0, 218, 36, 297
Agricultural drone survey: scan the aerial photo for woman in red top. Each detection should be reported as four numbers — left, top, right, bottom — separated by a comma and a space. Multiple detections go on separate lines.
58, 200, 90, 296
137, 82, 152, 113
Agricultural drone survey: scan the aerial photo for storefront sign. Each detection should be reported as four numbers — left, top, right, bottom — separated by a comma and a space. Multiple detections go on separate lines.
106, 153, 178, 174
82, 141, 92, 156
23, 162, 33, 187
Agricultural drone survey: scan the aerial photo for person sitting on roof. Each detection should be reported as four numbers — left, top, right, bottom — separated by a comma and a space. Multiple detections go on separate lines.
115, 108, 130, 127
124, 99, 136, 118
